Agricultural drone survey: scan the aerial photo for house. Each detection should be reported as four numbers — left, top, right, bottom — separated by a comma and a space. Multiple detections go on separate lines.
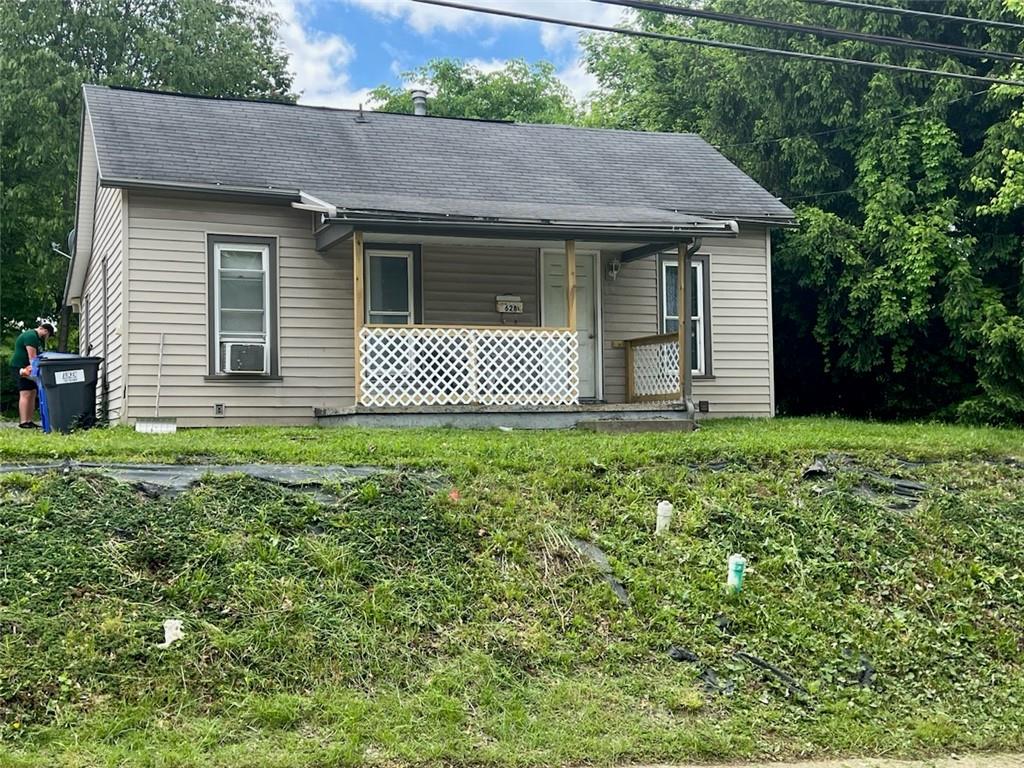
65, 85, 795, 428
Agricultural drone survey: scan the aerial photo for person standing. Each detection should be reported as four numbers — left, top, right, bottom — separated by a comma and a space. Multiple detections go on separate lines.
9, 323, 54, 429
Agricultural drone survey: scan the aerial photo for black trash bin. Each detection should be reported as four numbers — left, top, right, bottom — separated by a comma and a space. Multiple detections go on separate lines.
31, 352, 104, 433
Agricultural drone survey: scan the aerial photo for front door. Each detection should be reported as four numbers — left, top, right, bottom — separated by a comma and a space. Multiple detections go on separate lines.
542, 249, 600, 400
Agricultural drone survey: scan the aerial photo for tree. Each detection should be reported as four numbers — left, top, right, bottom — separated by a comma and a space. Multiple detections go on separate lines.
0, 0, 294, 336
584, 0, 1024, 422
370, 59, 579, 123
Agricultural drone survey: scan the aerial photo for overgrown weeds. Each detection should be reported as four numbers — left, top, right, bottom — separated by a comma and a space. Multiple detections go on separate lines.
1, 420, 1023, 766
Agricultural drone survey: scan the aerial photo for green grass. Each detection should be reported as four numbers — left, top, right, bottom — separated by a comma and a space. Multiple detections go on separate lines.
1, 418, 1023, 766
1, 416, 1022, 471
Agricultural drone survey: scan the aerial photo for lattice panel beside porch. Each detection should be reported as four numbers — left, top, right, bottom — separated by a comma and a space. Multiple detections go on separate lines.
359, 326, 580, 407
632, 339, 680, 399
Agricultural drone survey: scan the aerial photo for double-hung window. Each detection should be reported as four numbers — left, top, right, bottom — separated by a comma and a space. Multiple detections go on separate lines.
209, 236, 277, 376
661, 256, 710, 376
366, 249, 417, 324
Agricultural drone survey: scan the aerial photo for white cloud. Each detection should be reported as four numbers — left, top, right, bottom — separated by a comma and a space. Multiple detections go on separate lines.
272, 0, 374, 108
341, 0, 517, 36
272, 0, 622, 109
466, 57, 510, 75
557, 57, 598, 104
340, 0, 627, 53
336, 1, 622, 104
535, 2, 624, 52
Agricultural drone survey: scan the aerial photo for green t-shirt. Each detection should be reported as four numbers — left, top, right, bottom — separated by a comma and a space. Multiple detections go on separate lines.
11, 329, 45, 369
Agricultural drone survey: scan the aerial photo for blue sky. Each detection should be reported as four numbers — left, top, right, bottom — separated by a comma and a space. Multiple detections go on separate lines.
273, 1, 629, 108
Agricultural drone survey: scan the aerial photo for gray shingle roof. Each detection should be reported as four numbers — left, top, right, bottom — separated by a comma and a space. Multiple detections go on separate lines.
83, 85, 794, 224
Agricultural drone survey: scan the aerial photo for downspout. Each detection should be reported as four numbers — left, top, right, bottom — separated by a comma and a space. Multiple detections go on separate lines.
101, 252, 109, 423
53, 234, 75, 352
57, 305, 72, 352
683, 238, 702, 419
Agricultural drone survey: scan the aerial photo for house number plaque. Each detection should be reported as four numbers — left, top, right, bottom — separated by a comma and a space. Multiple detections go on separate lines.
496, 295, 524, 314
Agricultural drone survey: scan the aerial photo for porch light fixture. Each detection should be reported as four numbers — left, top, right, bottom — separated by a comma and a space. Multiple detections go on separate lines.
606, 258, 621, 281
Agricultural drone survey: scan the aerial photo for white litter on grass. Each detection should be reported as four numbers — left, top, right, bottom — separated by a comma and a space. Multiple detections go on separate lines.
498, 426, 513, 432
655, 500, 674, 535
156, 619, 184, 648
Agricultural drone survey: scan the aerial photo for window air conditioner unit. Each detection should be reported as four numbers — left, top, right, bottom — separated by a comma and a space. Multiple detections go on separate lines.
224, 342, 267, 374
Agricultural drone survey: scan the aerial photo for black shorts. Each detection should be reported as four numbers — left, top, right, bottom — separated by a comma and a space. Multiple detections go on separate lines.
11, 367, 37, 392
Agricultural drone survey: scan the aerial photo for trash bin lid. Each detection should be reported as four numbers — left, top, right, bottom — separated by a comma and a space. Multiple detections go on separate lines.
37, 352, 104, 364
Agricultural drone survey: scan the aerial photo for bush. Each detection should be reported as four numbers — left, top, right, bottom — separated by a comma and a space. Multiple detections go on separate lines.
1, 340, 17, 415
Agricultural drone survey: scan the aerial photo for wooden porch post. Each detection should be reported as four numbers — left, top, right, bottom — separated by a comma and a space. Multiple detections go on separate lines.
624, 340, 635, 403
353, 230, 364, 404
565, 239, 577, 332
677, 241, 690, 404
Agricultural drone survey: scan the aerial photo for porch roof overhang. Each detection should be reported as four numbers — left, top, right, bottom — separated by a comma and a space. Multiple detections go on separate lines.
313, 201, 740, 252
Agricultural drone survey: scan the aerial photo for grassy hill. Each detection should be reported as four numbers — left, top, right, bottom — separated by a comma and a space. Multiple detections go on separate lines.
1, 419, 1022, 766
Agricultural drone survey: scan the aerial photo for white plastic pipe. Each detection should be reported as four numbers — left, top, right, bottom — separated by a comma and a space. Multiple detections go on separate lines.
656, 500, 674, 535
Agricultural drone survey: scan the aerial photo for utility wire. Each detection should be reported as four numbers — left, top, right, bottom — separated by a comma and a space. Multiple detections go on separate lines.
594, 0, 1024, 63
717, 88, 987, 148
801, 0, 1024, 33
781, 187, 854, 200
407, 0, 1024, 86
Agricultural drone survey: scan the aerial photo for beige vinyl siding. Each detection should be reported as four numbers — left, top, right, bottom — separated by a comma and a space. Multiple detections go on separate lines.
119, 189, 772, 423
421, 244, 539, 326
70, 113, 99, 297
125, 192, 353, 426
765, 228, 777, 414
601, 226, 774, 417
80, 185, 126, 421
600, 255, 659, 403
694, 227, 772, 417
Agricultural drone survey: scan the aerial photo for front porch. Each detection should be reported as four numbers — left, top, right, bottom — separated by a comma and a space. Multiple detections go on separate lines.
312, 215, 731, 426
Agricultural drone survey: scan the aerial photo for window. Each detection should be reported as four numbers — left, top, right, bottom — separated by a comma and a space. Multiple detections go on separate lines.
661, 256, 710, 376
365, 248, 420, 324
208, 236, 277, 377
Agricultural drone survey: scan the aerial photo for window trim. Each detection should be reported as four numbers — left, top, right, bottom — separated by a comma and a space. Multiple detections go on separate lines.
364, 243, 423, 325
658, 252, 713, 378
206, 234, 279, 378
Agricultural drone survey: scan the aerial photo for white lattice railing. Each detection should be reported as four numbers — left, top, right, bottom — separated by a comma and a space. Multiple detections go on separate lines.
625, 333, 680, 402
359, 326, 580, 407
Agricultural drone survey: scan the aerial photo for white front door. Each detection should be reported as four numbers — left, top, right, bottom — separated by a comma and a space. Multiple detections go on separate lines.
541, 249, 601, 400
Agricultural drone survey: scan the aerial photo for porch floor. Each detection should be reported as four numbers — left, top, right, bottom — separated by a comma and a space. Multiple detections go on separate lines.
314, 402, 695, 430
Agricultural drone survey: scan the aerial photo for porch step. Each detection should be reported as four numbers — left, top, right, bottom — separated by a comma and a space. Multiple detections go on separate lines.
576, 418, 696, 433
315, 403, 693, 430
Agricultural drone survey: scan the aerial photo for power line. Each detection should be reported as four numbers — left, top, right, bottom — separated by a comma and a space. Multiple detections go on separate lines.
595, 0, 1024, 63
781, 187, 854, 201
801, 0, 1024, 33
782, 185, 856, 199
717, 88, 987, 148
407, 0, 1024, 87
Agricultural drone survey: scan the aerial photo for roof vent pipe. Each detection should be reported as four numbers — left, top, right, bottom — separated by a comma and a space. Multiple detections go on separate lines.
410, 89, 428, 116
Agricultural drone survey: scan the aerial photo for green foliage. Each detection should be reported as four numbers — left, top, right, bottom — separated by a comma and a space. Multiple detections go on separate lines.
1, 421, 1023, 765
584, 0, 1024, 422
0, 473, 477, 724
0, 341, 16, 415
0, 0, 294, 334
973, 1, 1024, 215
370, 58, 579, 123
